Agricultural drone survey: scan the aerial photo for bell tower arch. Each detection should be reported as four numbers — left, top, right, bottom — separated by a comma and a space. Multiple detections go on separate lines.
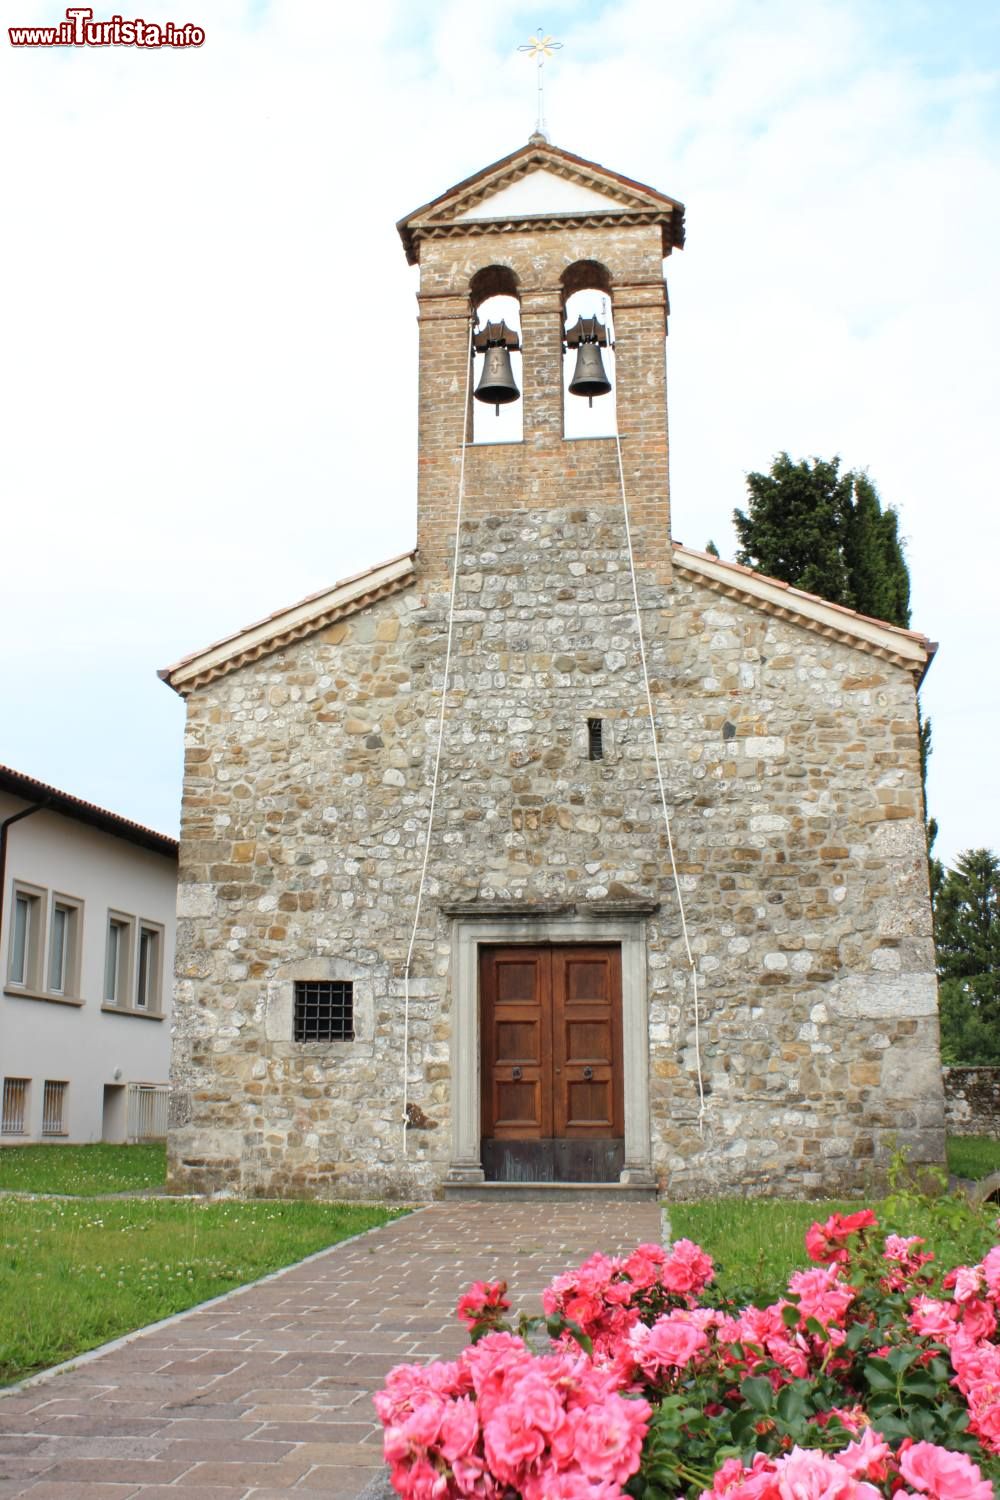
397, 141, 685, 583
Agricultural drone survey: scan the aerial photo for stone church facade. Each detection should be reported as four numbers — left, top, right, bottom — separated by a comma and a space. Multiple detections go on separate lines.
162, 141, 944, 1201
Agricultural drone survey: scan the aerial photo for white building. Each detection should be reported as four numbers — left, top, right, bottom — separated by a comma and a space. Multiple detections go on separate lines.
1, 765, 177, 1144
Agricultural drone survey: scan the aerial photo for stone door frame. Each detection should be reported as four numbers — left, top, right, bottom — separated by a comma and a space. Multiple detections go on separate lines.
445, 913, 655, 1187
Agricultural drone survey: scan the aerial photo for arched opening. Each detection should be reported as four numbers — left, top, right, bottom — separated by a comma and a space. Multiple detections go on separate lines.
470, 265, 523, 444
561, 261, 617, 439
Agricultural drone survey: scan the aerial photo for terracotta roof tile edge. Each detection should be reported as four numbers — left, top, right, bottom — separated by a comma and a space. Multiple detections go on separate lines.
0, 764, 178, 854
672, 543, 935, 672
160, 550, 417, 693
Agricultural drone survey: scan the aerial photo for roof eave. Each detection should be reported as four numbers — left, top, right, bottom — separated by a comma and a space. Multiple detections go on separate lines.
161, 551, 417, 696
673, 544, 933, 678
0, 766, 178, 857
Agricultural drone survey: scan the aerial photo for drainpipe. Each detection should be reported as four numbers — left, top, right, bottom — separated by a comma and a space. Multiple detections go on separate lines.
0, 803, 48, 961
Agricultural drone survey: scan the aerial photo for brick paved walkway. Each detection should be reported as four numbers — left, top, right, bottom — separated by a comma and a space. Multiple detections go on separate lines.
0, 1199, 663, 1499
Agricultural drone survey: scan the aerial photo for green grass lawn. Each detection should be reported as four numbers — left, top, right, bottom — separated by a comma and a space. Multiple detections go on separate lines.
0, 1142, 166, 1195
946, 1134, 1000, 1181
672, 1185, 999, 1304
0, 1195, 403, 1385
671, 1199, 855, 1300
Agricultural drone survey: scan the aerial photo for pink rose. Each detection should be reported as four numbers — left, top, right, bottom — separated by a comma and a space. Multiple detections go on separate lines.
522, 1467, 623, 1500
570, 1392, 649, 1484
952, 1266, 985, 1305
482, 1403, 546, 1486
980, 1245, 1000, 1300
661, 1238, 715, 1295
622, 1241, 669, 1289
438, 1395, 480, 1463
959, 1297, 998, 1343
898, 1439, 994, 1498
786, 1266, 855, 1329
456, 1279, 510, 1329
701, 1452, 782, 1500
908, 1295, 959, 1342
805, 1211, 877, 1266
773, 1445, 877, 1499
395, 1455, 450, 1500
834, 1426, 890, 1481
628, 1312, 708, 1378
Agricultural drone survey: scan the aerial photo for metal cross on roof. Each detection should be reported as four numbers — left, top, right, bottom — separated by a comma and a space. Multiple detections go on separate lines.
518, 28, 563, 143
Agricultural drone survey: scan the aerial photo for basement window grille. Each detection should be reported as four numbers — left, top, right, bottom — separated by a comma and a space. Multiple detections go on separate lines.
42, 1081, 67, 1136
293, 981, 354, 1043
2, 1078, 29, 1135
587, 718, 604, 761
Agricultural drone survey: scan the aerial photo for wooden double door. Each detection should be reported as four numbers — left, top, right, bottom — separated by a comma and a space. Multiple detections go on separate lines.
480, 945, 624, 1183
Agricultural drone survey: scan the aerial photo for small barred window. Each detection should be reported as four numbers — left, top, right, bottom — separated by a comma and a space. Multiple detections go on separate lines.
587, 718, 604, 761
293, 981, 354, 1042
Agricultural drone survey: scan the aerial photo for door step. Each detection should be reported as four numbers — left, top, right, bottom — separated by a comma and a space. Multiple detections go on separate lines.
443, 1180, 658, 1203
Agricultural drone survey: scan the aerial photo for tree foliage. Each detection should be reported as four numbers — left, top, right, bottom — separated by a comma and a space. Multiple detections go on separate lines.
733, 453, 910, 627
935, 850, 1000, 1064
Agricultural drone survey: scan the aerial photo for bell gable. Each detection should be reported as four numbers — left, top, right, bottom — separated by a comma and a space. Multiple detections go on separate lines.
397, 140, 685, 264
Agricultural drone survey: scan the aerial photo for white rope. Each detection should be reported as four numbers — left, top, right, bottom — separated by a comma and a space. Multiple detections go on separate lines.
613, 430, 707, 1134
401, 319, 475, 1156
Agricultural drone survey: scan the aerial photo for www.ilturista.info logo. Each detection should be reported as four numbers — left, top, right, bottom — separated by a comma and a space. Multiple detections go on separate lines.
9, 7, 204, 46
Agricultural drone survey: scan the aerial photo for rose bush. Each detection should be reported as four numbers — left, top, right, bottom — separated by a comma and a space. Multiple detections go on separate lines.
374, 1212, 1000, 1499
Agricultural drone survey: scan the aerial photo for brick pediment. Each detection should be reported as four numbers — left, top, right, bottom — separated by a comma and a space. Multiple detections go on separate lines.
397, 141, 685, 264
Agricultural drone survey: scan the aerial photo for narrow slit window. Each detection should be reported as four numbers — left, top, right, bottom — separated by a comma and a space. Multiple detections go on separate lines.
588, 718, 604, 761
11, 895, 31, 984
105, 915, 130, 1004
293, 981, 354, 1042
8, 886, 43, 989
135, 923, 162, 1011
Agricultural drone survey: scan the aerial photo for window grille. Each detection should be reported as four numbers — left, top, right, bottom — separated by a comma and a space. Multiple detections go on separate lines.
2, 1078, 29, 1134
126, 1083, 169, 1141
293, 981, 354, 1042
42, 1081, 67, 1136
587, 718, 604, 761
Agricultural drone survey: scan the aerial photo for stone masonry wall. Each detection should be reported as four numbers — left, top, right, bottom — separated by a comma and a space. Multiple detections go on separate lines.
943, 1068, 1000, 1137
168, 502, 944, 1201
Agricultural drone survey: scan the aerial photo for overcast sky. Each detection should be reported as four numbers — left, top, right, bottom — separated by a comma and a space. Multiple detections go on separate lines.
2, 0, 997, 868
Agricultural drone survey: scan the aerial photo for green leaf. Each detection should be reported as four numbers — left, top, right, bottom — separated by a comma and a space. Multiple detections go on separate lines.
545, 1313, 593, 1357
740, 1376, 775, 1414
845, 1322, 869, 1350
775, 1383, 809, 1424
863, 1362, 896, 1393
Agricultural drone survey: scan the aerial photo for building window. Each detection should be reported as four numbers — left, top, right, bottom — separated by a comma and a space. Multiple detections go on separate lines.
41, 1081, 67, 1136
135, 924, 162, 1010
104, 913, 132, 1005
1, 1078, 29, 1135
293, 980, 354, 1042
7, 883, 44, 990
587, 718, 604, 761
47, 897, 81, 997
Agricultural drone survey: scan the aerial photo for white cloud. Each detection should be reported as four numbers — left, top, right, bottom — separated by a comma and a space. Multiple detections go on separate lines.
0, 0, 997, 864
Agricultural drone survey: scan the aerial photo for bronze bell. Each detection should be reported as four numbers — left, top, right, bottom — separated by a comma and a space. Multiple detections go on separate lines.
566, 315, 613, 406
473, 320, 521, 415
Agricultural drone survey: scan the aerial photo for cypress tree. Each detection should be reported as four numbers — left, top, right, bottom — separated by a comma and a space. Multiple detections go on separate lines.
734, 453, 853, 604
733, 453, 911, 629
